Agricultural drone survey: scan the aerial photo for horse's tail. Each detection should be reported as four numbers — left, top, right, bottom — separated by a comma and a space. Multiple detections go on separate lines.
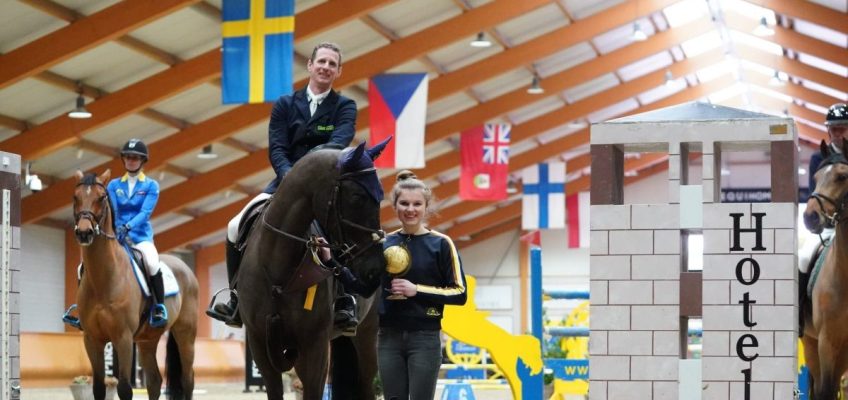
165, 333, 184, 398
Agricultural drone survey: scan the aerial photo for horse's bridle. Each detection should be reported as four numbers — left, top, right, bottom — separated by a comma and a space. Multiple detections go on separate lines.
262, 167, 386, 265
810, 190, 848, 228
73, 181, 116, 240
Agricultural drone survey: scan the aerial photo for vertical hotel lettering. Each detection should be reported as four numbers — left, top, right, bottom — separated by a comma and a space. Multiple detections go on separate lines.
729, 212, 766, 400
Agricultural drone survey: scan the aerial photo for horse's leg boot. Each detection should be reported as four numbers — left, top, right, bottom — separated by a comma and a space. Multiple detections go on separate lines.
209, 240, 243, 327
334, 294, 358, 336
149, 271, 168, 328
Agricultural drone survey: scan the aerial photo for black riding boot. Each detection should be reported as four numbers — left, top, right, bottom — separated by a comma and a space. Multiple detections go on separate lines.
334, 292, 358, 336
149, 270, 168, 328
209, 240, 242, 327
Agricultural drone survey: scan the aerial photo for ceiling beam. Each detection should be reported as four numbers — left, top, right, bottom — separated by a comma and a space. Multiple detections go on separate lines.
422, 19, 717, 145
456, 218, 521, 250
157, 200, 248, 252
306, 0, 553, 92
744, 70, 842, 110
296, 0, 398, 41
21, 100, 271, 223
724, 11, 847, 67
0, 0, 199, 90
1, 50, 220, 161
354, 0, 683, 129
154, 150, 268, 217
742, 0, 848, 34
734, 43, 848, 92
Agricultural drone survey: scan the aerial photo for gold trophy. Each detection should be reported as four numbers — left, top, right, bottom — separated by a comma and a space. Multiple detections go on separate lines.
383, 244, 411, 300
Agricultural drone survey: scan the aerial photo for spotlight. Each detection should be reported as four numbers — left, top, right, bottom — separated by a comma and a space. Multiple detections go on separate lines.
197, 144, 218, 159
470, 32, 492, 48
68, 95, 92, 119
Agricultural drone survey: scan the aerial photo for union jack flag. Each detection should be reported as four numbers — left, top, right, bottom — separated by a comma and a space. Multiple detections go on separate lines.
482, 123, 510, 165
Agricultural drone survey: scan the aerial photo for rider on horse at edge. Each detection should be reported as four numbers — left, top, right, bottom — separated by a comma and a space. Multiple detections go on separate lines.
63, 138, 169, 329
207, 42, 359, 332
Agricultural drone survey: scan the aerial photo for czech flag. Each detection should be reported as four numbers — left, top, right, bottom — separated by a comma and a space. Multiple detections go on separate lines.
369, 73, 428, 169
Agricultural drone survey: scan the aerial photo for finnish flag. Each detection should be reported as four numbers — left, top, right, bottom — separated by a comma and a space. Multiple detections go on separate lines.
522, 162, 566, 230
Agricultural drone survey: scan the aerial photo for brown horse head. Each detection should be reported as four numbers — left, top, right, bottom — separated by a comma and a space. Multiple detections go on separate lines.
72, 169, 112, 246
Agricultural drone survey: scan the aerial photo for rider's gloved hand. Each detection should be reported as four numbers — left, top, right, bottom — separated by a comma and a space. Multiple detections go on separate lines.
116, 224, 129, 241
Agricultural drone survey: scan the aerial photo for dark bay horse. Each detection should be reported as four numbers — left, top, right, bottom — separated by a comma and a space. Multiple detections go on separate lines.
802, 139, 848, 399
238, 142, 387, 400
72, 170, 199, 400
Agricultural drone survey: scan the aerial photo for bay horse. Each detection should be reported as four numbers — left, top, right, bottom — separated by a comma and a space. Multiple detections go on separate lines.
72, 170, 199, 400
238, 142, 387, 400
802, 139, 848, 399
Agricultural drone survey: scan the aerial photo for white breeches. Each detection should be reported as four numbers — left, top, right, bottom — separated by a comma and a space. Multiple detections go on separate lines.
227, 192, 272, 243
78, 240, 162, 277
135, 240, 161, 276
799, 229, 833, 273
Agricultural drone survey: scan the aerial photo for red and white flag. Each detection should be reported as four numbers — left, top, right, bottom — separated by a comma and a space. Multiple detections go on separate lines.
567, 192, 590, 248
459, 123, 510, 201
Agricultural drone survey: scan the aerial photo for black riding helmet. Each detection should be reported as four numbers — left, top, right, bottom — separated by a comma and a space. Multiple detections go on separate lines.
121, 138, 149, 161
826, 103, 848, 126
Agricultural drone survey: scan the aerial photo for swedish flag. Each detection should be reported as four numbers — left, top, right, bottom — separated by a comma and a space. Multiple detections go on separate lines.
222, 0, 294, 104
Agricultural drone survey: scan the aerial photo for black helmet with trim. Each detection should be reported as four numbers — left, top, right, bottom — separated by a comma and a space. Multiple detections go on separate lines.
826, 103, 848, 126
120, 138, 149, 161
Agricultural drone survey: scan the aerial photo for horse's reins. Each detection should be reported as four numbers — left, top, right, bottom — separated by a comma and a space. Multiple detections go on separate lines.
73, 181, 117, 240
260, 167, 385, 267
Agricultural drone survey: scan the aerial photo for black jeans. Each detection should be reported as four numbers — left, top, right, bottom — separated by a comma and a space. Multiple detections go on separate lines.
377, 328, 442, 400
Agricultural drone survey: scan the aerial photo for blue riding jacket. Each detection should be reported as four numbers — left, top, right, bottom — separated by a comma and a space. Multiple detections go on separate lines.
107, 172, 159, 243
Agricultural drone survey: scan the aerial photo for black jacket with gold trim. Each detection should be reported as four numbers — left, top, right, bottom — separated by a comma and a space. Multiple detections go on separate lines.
378, 230, 467, 331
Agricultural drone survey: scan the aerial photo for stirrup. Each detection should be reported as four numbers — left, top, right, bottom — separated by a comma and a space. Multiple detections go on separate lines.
149, 304, 168, 328
62, 304, 82, 330
205, 287, 242, 327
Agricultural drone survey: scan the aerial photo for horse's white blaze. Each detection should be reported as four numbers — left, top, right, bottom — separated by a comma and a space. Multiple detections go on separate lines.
86, 186, 91, 195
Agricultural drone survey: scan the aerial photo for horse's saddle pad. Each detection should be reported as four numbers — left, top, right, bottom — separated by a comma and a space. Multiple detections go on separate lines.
127, 247, 179, 299
808, 239, 831, 298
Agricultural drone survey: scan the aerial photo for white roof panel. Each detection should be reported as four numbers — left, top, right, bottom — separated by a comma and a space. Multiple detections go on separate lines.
0, 2, 66, 53
535, 42, 597, 78
369, 0, 460, 38
130, 7, 220, 59
495, 3, 568, 46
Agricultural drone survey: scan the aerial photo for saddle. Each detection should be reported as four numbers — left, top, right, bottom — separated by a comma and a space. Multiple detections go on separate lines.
235, 199, 269, 252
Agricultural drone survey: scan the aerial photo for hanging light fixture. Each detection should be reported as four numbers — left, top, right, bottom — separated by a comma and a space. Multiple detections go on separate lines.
506, 176, 518, 194
664, 70, 675, 87
526, 75, 544, 95
769, 70, 784, 86
197, 144, 218, 159
753, 16, 774, 37
470, 32, 492, 48
631, 22, 647, 41
68, 94, 92, 119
